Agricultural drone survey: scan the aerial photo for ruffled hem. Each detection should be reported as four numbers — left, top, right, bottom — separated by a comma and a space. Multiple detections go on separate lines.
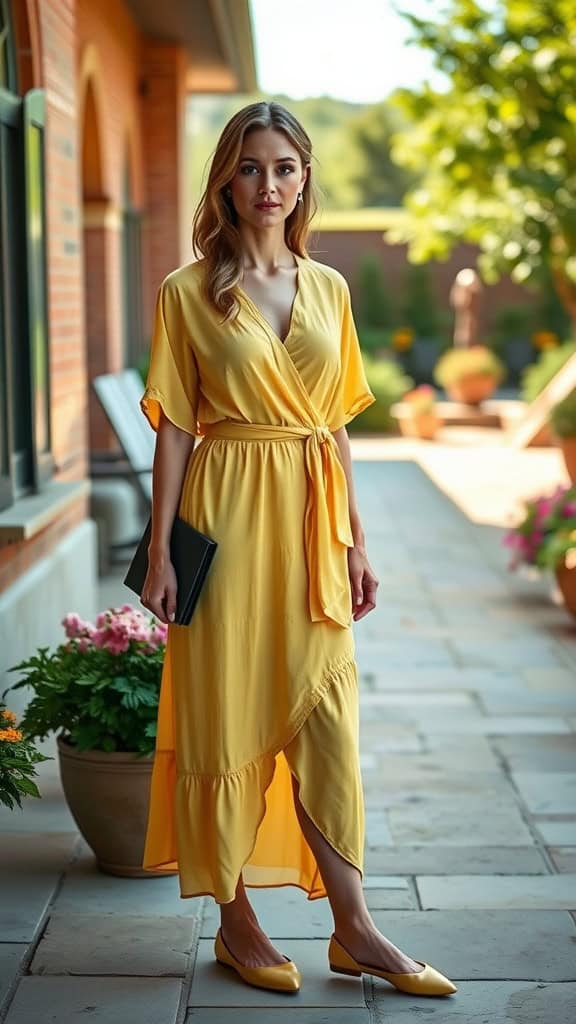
142, 652, 362, 902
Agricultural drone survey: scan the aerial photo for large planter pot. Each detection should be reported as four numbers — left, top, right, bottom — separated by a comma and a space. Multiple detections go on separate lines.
559, 437, 576, 484
555, 564, 576, 619
446, 373, 499, 405
57, 735, 176, 878
398, 411, 440, 440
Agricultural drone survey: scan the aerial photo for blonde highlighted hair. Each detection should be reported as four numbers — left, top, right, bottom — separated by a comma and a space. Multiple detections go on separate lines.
192, 101, 318, 320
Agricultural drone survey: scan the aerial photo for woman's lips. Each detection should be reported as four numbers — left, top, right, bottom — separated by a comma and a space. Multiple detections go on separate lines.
255, 202, 280, 209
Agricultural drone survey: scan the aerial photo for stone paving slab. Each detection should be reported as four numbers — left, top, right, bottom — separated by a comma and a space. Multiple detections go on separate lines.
189, 939, 367, 1008
511, 772, 576, 814
522, 667, 576, 691
0, 832, 79, 941
187, 1011, 371, 1023
365, 771, 518, 806
364, 845, 548, 875
417, 874, 576, 910
0, 945, 26, 1005
0, 771, 78, 835
29, 913, 196, 976
3, 976, 182, 1024
548, 847, 576, 872
55, 843, 204, 917
413, 715, 573, 735
367, 910, 576, 980
492, 734, 576, 771
386, 799, 535, 846
480, 691, 576, 715
534, 820, 576, 844
372, 980, 576, 1024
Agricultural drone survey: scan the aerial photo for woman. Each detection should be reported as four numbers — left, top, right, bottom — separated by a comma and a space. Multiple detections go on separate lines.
139, 101, 456, 999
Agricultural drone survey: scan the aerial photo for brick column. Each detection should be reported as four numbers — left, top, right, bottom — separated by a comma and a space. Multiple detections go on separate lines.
141, 42, 188, 323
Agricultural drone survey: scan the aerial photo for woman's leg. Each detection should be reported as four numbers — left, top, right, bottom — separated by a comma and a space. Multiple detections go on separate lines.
291, 776, 422, 973
218, 875, 288, 968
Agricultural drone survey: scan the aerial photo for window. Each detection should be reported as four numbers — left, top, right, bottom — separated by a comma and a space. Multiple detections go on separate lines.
122, 160, 144, 368
0, 0, 51, 512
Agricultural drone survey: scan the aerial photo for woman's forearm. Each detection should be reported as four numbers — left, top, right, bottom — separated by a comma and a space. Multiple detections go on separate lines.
148, 410, 196, 560
330, 425, 365, 548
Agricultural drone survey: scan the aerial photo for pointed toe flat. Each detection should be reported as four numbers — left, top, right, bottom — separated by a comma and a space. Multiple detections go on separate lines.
214, 929, 301, 993
328, 934, 457, 996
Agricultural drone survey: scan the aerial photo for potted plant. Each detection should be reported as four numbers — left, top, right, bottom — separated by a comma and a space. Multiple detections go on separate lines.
433, 344, 506, 404
0, 703, 52, 810
394, 384, 440, 440
503, 484, 576, 618
549, 390, 576, 484
2, 604, 173, 878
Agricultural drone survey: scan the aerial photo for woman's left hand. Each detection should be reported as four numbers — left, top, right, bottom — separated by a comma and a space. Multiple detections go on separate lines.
348, 544, 379, 621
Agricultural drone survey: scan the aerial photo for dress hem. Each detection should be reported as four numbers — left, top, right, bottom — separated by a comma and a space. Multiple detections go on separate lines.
142, 650, 363, 901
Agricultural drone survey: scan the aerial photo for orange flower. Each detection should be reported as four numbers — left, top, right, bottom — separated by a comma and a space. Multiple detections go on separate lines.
532, 330, 559, 350
393, 327, 415, 351
1, 709, 17, 724
0, 727, 23, 742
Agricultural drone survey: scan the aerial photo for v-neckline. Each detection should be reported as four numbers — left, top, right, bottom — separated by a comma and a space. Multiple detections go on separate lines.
237, 253, 303, 347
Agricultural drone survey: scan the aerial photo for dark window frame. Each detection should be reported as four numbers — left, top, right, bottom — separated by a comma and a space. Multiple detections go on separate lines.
0, 0, 52, 512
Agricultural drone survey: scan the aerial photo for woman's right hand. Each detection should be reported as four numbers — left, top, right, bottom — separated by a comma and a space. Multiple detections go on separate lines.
141, 554, 178, 624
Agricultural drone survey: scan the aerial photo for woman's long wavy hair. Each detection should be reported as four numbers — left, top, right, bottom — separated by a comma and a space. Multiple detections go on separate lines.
192, 101, 318, 320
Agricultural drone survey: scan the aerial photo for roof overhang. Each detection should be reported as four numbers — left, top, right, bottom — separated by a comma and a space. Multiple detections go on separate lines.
126, 0, 257, 93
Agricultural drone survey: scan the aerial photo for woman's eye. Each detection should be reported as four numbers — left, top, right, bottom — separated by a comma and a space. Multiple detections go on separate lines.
240, 165, 259, 175
278, 165, 294, 175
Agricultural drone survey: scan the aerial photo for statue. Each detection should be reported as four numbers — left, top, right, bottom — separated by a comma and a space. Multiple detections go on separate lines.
450, 268, 482, 349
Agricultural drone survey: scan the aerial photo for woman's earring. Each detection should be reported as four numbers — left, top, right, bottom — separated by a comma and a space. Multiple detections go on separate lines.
225, 188, 232, 198
297, 191, 303, 203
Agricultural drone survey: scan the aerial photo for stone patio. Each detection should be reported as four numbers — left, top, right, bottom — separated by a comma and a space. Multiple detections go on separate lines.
1, 437, 575, 1023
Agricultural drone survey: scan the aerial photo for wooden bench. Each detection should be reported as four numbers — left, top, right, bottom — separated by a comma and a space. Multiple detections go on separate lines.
92, 369, 153, 506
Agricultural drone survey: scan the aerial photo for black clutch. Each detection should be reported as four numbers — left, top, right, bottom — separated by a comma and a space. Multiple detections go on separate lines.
123, 515, 217, 625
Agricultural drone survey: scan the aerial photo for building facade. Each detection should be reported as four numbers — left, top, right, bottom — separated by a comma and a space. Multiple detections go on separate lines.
0, 0, 255, 710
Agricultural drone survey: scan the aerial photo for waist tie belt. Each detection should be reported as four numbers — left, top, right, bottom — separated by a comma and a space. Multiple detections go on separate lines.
202, 421, 354, 628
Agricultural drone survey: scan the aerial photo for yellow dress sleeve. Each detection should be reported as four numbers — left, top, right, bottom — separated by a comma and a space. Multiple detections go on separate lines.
140, 279, 201, 436
328, 279, 376, 431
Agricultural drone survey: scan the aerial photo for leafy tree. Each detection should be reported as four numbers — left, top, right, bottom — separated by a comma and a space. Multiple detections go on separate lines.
386, 0, 576, 332
348, 101, 417, 207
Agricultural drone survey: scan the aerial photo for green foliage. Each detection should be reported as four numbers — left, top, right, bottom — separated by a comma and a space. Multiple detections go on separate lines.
550, 390, 576, 438
347, 101, 417, 207
0, 704, 52, 811
386, 0, 576, 322
355, 254, 395, 330
3, 634, 164, 757
348, 355, 414, 433
433, 345, 506, 388
401, 263, 440, 337
520, 341, 576, 402
492, 304, 534, 341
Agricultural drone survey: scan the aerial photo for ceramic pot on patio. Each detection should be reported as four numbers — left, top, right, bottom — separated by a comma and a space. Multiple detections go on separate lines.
57, 735, 177, 878
554, 564, 576, 619
398, 411, 441, 440
446, 373, 499, 405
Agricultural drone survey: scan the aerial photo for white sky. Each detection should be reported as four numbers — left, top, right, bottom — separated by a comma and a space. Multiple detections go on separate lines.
249, 0, 445, 103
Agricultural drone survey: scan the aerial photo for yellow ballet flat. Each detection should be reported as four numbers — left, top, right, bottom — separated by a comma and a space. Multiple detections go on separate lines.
328, 934, 457, 996
214, 928, 301, 993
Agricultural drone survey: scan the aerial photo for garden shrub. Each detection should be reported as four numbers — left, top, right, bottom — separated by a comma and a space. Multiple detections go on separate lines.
520, 341, 576, 403
348, 354, 413, 433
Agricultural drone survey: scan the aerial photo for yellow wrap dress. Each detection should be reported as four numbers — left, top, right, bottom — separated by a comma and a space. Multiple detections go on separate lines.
140, 253, 375, 902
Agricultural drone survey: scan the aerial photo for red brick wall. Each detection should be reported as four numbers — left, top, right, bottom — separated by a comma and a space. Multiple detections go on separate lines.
311, 229, 538, 336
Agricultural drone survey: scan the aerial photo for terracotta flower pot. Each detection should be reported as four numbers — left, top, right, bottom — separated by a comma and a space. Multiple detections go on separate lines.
398, 411, 440, 440
57, 735, 177, 878
559, 437, 576, 484
554, 564, 576, 619
446, 373, 498, 405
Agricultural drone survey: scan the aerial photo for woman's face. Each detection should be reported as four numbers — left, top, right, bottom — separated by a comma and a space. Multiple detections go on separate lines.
229, 128, 308, 231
